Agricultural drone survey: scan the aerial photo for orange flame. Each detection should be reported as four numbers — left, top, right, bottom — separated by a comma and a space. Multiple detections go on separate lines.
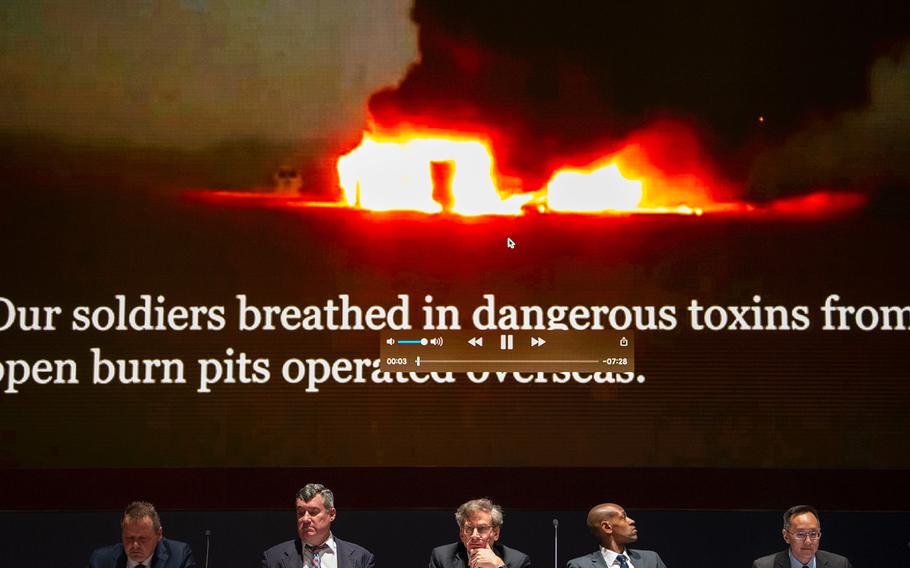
546, 163, 644, 213
337, 132, 531, 216
327, 125, 863, 218
537, 123, 739, 215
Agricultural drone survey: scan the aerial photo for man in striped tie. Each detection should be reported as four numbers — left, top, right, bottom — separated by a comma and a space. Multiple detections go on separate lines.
261, 483, 375, 568
566, 503, 667, 568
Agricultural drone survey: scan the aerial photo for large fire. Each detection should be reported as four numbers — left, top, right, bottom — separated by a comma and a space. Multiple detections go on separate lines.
336, 133, 532, 215
193, 123, 866, 219
335, 125, 752, 216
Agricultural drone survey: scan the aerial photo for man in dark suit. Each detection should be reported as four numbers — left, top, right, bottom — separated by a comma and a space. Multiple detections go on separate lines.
262, 483, 375, 568
429, 498, 530, 568
87, 501, 196, 568
567, 503, 667, 568
752, 505, 852, 568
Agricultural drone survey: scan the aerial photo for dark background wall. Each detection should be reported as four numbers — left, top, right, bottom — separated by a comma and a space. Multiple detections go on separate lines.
2, 508, 909, 567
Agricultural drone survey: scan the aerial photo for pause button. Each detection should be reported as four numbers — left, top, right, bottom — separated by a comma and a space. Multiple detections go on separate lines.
499, 334, 514, 350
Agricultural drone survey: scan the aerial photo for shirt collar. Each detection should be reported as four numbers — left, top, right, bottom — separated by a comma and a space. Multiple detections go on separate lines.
788, 550, 816, 568
126, 551, 154, 568
306, 533, 337, 552
600, 545, 628, 567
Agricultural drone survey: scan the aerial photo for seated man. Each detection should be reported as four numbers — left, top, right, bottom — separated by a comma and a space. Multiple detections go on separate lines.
567, 502, 667, 568
262, 483, 375, 568
88, 501, 196, 568
752, 505, 852, 568
429, 498, 530, 568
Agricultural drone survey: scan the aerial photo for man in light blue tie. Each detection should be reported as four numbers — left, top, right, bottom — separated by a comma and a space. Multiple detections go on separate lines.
566, 503, 667, 568
751, 505, 852, 568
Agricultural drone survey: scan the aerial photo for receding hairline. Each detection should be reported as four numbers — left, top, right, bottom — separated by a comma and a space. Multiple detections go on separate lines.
783, 505, 821, 529
586, 503, 623, 531
121, 501, 161, 532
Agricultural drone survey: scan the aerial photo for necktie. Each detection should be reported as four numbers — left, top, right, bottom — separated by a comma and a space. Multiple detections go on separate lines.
616, 555, 629, 568
306, 543, 328, 568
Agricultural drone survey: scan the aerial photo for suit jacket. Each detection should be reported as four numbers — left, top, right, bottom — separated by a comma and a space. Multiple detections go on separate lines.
567, 549, 667, 568
261, 537, 375, 568
752, 550, 852, 568
88, 538, 196, 568
429, 542, 530, 568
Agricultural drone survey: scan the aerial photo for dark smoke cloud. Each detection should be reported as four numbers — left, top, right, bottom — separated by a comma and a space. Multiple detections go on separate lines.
749, 42, 910, 198
369, 0, 910, 193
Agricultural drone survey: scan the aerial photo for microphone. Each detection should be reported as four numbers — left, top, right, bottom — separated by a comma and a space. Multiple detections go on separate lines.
204, 529, 212, 568
553, 519, 559, 568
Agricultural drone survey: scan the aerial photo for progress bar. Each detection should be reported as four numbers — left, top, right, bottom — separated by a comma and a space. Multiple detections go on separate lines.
419, 359, 602, 364
380, 331, 633, 372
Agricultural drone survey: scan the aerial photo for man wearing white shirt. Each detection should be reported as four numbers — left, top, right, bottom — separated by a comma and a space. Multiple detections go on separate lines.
261, 483, 375, 568
566, 503, 667, 568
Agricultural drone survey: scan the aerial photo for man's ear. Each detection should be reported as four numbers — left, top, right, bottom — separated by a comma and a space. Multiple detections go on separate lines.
781, 529, 789, 544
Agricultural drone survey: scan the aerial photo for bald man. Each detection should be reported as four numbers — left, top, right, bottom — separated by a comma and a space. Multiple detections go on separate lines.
566, 503, 667, 568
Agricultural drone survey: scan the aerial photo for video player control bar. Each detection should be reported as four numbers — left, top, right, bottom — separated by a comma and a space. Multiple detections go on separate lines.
379, 331, 634, 372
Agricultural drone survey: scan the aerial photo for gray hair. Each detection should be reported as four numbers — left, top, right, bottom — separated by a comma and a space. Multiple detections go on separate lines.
455, 498, 504, 528
296, 483, 335, 510
122, 501, 161, 532
783, 505, 820, 529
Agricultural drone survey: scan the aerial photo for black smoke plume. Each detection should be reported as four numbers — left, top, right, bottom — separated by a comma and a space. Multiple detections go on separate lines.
369, 0, 909, 195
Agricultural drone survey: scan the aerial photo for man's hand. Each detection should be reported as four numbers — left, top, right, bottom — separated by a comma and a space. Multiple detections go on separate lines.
469, 546, 504, 568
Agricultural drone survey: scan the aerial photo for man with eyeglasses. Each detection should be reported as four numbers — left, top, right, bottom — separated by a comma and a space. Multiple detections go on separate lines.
567, 502, 667, 568
88, 501, 196, 568
262, 483, 375, 568
752, 505, 852, 568
429, 498, 530, 568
